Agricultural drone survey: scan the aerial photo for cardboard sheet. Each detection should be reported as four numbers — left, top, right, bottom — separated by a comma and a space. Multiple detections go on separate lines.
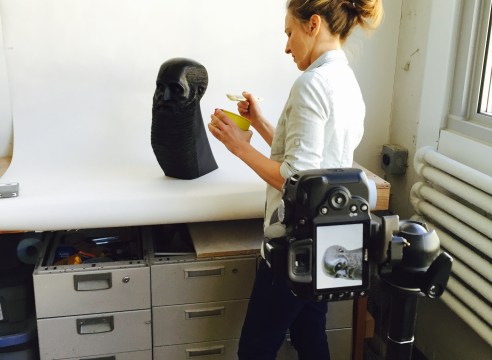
188, 218, 264, 258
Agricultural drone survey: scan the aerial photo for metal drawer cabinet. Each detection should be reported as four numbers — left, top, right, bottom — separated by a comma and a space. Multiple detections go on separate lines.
33, 227, 150, 318
147, 223, 257, 307
33, 227, 152, 360
327, 300, 353, 329
154, 339, 240, 360
37, 309, 152, 360
153, 299, 249, 347
150, 256, 256, 306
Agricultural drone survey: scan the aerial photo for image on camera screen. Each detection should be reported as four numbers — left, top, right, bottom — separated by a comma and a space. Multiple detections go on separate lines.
315, 223, 363, 290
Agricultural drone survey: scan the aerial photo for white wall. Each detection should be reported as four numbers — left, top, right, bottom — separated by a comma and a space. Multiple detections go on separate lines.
0, 0, 401, 177
347, 0, 402, 172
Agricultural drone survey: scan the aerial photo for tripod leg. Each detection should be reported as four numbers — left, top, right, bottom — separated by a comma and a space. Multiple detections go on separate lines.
385, 289, 419, 360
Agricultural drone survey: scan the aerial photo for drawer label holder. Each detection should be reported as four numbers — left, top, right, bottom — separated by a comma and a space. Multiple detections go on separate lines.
76, 316, 114, 335
74, 273, 112, 291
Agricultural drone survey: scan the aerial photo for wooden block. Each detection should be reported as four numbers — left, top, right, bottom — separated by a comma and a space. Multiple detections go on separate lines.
353, 162, 390, 211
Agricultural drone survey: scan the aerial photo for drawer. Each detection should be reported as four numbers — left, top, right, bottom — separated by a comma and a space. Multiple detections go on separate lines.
151, 257, 256, 306
153, 299, 248, 346
62, 349, 152, 360
37, 309, 152, 360
154, 339, 239, 360
327, 300, 353, 329
34, 227, 150, 318
278, 328, 353, 360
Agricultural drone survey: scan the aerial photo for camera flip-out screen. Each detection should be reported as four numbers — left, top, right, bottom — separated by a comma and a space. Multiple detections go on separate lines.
315, 222, 365, 292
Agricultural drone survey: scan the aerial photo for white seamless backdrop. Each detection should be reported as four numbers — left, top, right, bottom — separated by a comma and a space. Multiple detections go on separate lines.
0, 0, 401, 230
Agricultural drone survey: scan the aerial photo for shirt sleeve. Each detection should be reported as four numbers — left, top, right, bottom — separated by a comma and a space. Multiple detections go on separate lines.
280, 72, 331, 179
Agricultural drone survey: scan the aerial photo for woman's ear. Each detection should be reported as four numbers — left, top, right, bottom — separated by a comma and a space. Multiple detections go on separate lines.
309, 14, 322, 36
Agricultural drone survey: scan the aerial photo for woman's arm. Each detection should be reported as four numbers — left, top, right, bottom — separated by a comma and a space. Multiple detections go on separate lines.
235, 144, 284, 191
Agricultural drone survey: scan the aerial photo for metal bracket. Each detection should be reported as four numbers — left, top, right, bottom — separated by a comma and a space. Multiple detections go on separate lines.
0, 182, 19, 198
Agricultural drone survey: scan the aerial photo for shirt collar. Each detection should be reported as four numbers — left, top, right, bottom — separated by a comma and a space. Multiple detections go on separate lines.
306, 49, 347, 72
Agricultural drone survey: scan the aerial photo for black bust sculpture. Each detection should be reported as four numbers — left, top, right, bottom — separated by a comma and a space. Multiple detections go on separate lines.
151, 58, 218, 179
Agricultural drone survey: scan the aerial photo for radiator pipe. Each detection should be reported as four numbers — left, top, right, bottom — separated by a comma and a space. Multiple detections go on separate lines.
447, 256, 492, 303
446, 276, 492, 324
414, 146, 492, 195
417, 166, 492, 213
441, 291, 492, 347
410, 193, 492, 259
411, 182, 492, 239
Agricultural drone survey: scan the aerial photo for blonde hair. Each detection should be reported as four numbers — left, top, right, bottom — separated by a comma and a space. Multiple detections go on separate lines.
286, 0, 383, 41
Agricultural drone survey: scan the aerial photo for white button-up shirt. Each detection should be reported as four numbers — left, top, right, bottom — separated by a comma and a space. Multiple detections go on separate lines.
265, 49, 365, 231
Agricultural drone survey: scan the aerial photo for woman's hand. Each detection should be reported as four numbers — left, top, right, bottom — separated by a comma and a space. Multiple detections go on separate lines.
237, 91, 263, 127
238, 91, 275, 147
208, 109, 284, 191
208, 109, 253, 156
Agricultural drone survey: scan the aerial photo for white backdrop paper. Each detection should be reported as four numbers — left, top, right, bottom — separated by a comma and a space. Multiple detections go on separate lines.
2, 0, 297, 168
0, 0, 401, 230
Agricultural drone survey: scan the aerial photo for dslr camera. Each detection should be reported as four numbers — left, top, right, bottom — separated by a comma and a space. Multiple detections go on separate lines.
263, 168, 372, 301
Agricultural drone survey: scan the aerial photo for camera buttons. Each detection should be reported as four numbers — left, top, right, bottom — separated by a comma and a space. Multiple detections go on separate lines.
350, 204, 358, 213
361, 204, 369, 212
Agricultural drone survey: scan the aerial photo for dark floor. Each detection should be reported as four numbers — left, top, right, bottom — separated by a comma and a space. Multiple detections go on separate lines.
364, 340, 428, 360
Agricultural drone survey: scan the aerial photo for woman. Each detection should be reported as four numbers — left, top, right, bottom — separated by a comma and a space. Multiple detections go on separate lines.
208, 1, 382, 359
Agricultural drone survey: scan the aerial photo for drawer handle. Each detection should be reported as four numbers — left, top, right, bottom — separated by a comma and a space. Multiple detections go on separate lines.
186, 345, 225, 357
184, 266, 225, 278
76, 316, 114, 334
185, 306, 225, 319
74, 273, 112, 291
80, 357, 116, 360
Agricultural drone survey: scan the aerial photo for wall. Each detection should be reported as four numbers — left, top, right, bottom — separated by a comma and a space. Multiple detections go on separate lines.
389, 0, 492, 358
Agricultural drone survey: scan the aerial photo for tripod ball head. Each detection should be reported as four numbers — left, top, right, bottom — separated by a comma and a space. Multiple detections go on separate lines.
382, 218, 452, 297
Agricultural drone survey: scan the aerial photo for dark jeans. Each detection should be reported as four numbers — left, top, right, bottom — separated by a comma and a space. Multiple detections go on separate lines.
238, 259, 330, 360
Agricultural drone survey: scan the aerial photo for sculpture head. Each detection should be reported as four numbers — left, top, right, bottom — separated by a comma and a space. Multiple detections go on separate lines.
152, 58, 208, 114
323, 245, 362, 279
151, 57, 218, 179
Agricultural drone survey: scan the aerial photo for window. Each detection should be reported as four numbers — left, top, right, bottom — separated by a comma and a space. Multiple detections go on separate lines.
479, 11, 492, 115
447, 0, 492, 144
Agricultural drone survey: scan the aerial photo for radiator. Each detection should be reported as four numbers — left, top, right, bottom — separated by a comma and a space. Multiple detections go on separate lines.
410, 146, 492, 347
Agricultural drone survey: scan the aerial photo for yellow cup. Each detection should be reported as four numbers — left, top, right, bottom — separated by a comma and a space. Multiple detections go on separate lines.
221, 109, 251, 131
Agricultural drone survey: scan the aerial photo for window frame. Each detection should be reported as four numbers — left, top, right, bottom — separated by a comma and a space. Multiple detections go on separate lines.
447, 0, 492, 144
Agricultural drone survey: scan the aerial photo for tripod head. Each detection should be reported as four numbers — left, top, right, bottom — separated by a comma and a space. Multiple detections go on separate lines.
373, 215, 453, 298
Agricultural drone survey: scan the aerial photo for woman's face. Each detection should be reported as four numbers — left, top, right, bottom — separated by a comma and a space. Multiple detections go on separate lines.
284, 12, 313, 71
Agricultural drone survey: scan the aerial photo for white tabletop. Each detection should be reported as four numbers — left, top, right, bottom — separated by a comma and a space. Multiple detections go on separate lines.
0, 151, 266, 231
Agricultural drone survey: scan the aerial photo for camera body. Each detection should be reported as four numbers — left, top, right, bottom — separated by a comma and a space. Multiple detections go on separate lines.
264, 168, 371, 301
